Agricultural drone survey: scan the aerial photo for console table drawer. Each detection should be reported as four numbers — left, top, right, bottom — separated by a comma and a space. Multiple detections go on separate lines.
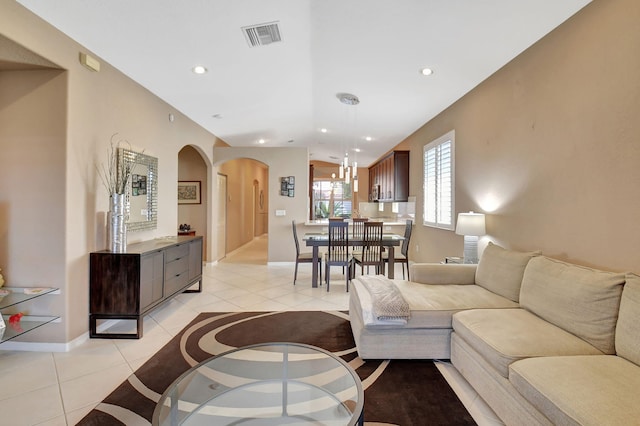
165, 271, 189, 296
165, 256, 188, 280
165, 244, 189, 263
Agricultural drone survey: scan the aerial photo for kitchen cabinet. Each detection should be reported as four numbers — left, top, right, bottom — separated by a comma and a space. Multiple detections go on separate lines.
368, 151, 409, 201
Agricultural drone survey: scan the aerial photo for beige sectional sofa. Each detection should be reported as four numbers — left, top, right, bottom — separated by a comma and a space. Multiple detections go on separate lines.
349, 242, 538, 359
349, 242, 640, 425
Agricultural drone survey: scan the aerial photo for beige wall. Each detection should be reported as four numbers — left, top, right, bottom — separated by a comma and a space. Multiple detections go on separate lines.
404, 0, 640, 273
0, 2, 221, 345
0, 69, 67, 340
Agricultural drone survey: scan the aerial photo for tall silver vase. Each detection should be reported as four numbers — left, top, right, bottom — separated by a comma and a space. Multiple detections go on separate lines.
108, 193, 127, 253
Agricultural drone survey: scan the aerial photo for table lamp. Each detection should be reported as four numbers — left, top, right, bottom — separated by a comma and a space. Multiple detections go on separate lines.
455, 211, 486, 264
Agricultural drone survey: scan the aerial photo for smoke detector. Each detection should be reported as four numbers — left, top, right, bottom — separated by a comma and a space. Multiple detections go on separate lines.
337, 93, 360, 106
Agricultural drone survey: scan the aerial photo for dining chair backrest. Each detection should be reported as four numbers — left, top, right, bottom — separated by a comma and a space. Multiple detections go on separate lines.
328, 217, 345, 222
352, 217, 369, 239
360, 221, 384, 264
291, 220, 301, 256
327, 221, 350, 263
401, 220, 413, 257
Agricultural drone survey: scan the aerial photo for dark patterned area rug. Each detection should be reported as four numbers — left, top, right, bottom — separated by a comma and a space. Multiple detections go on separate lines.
78, 311, 475, 425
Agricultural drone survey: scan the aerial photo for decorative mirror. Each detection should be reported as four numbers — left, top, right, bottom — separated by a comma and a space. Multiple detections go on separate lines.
119, 148, 158, 231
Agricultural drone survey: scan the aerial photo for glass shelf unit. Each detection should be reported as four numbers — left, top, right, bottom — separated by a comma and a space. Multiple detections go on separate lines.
0, 287, 60, 344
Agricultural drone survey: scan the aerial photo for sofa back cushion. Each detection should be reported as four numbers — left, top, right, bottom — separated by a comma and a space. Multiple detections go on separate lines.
475, 242, 540, 302
520, 256, 625, 354
616, 273, 640, 365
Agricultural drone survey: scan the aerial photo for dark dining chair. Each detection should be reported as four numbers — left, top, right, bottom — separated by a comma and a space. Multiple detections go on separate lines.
383, 219, 413, 280
352, 221, 384, 276
352, 217, 369, 239
351, 217, 369, 256
324, 221, 353, 291
292, 220, 320, 284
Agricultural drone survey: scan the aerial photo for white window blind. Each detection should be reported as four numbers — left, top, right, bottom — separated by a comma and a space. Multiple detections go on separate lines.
423, 130, 455, 230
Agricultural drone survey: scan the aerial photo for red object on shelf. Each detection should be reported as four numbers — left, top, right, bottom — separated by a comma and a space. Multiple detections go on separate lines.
9, 312, 24, 332
9, 312, 23, 324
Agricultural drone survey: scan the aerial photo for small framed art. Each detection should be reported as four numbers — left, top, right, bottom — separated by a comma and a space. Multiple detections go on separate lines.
178, 181, 201, 204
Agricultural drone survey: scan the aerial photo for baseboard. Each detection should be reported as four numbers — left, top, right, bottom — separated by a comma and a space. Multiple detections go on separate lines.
0, 318, 124, 352
0, 331, 89, 353
267, 261, 295, 266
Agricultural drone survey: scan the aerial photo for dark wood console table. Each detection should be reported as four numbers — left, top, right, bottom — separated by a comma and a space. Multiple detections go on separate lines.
89, 236, 203, 339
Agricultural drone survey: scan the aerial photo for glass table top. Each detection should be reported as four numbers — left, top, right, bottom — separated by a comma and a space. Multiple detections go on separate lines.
153, 342, 364, 426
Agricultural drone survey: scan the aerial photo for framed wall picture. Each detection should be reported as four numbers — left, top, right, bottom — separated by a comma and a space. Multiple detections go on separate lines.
178, 181, 201, 204
280, 176, 295, 197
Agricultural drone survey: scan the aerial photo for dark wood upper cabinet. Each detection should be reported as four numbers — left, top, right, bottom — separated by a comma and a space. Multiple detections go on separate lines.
368, 151, 410, 202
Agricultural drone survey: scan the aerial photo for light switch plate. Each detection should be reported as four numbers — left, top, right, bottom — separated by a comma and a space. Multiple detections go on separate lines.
275, 210, 286, 216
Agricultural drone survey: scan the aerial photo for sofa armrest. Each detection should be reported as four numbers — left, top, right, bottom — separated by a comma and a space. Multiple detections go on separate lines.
410, 263, 477, 285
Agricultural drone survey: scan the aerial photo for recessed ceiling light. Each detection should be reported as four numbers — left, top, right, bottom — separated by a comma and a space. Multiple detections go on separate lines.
258, 139, 265, 144
420, 67, 434, 76
354, 148, 361, 153
192, 65, 208, 74
365, 136, 372, 141
320, 128, 328, 133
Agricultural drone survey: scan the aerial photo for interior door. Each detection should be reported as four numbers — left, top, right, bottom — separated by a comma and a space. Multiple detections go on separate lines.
216, 173, 227, 260
253, 180, 260, 237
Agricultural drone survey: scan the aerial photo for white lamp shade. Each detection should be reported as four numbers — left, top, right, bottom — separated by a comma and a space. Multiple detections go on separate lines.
455, 212, 486, 236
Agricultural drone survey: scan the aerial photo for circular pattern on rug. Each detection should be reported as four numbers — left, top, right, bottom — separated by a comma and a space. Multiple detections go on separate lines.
76, 311, 475, 426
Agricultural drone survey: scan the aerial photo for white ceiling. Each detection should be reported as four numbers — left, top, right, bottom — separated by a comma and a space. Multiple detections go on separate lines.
17, 0, 590, 167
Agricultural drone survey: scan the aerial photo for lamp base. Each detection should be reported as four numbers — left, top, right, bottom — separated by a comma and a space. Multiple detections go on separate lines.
463, 235, 479, 264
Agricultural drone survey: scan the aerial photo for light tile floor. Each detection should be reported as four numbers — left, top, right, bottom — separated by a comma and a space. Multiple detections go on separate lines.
0, 236, 503, 425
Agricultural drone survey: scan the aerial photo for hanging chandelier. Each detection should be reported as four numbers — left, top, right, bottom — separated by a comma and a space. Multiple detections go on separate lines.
339, 153, 358, 192
336, 93, 360, 192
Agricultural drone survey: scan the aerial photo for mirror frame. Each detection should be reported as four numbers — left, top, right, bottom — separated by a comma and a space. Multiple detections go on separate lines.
118, 148, 158, 232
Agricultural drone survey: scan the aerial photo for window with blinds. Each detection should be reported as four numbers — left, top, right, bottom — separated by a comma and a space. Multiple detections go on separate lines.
423, 130, 455, 230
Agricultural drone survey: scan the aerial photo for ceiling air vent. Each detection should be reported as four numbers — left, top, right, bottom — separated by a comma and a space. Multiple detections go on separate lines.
242, 22, 282, 47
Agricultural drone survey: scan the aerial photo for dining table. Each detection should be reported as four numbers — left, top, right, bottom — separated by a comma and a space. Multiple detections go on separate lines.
303, 232, 405, 288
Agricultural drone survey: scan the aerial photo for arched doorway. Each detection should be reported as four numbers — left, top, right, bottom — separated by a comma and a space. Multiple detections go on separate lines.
178, 145, 208, 259
218, 158, 268, 264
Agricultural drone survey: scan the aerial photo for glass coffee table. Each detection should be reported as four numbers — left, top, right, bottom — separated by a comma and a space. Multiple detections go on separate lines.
153, 342, 364, 425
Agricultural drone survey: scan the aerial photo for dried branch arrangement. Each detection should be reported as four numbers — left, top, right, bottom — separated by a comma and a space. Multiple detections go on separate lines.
97, 134, 133, 196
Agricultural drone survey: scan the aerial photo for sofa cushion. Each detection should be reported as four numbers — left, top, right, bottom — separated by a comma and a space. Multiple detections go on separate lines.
410, 263, 477, 285
519, 256, 625, 354
393, 280, 519, 328
616, 273, 640, 366
452, 308, 603, 378
510, 355, 640, 426
475, 242, 540, 302
352, 280, 519, 329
